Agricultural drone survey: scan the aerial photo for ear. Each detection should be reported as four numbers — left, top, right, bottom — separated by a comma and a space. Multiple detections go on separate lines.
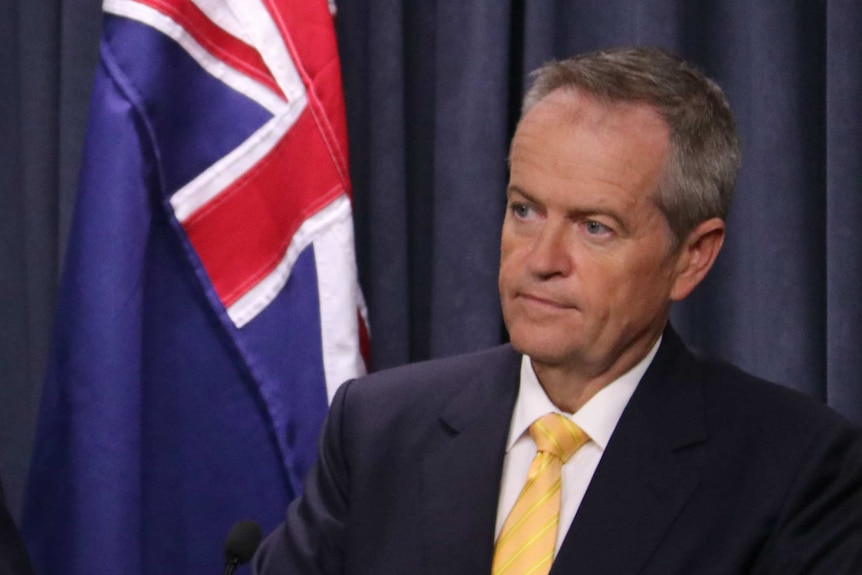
669, 218, 725, 301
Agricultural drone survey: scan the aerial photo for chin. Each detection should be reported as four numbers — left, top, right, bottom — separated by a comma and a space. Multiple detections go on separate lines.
507, 327, 581, 366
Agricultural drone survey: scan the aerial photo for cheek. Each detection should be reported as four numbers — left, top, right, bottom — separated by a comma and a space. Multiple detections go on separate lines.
620, 260, 676, 311
578, 260, 636, 310
499, 228, 519, 260
499, 240, 526, 281
498, 259, 518, 298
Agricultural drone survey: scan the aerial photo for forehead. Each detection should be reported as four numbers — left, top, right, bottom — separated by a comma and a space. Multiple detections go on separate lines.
517, 88, 670, 143
510, 89, 670, 204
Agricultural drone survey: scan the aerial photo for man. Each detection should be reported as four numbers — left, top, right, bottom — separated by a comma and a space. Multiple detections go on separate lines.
254, 47, 862, 574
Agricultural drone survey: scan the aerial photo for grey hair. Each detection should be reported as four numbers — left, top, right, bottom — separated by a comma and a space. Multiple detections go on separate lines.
522, 47, 740, 244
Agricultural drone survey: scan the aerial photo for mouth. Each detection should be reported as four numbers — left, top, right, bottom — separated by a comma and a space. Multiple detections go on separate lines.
517, 292, 575, 310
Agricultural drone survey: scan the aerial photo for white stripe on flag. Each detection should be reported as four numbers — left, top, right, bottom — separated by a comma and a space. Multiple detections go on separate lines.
169, 95, 306, 222
226, 193, 353, 330
190, 0, 253, 44
103, 0, 288, 115
314, 202, 367, 399
225, 0, 306, 104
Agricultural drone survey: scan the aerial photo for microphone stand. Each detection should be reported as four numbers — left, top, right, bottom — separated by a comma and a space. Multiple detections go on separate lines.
223, 556, 240, 575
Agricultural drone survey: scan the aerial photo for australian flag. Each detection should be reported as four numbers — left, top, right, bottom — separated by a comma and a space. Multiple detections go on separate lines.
21, 1, 368, 573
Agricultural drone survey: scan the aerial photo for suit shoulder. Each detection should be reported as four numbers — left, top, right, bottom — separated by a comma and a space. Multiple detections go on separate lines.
336, 344, 520, 412
691, 352, 861, 440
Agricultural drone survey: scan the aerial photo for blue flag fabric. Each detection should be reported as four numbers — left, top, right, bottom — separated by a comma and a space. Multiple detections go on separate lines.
22, 1, 366, 573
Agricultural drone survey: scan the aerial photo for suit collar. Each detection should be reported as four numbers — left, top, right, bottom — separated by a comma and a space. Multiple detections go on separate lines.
552, 325, 710, 574
421, 345, 521, 575
417, 329, 710, 575
436, 345, 522, 434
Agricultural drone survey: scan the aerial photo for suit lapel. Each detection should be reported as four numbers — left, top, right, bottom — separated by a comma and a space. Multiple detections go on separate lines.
420, 346, 521, 575
552, 328, 710, 575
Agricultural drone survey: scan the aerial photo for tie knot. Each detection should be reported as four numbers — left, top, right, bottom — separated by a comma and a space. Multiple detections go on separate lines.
530, 413, 588, 463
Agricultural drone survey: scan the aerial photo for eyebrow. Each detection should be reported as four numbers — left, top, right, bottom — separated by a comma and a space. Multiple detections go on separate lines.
506, 184, 532, 201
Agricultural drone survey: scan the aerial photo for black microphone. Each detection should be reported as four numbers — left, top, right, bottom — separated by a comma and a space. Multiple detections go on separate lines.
223, 519, 263, 575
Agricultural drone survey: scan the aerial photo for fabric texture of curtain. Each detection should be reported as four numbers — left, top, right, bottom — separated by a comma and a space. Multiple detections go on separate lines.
337, 0, 862, 426
0, 0, 102, 518
1, 0, 861, 518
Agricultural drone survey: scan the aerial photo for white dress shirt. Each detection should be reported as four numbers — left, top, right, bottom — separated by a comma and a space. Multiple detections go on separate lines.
494, 337, 661, 554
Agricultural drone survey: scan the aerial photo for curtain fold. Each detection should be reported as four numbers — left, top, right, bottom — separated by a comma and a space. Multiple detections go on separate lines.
428, 1, 509, 358
825, 0, 862, 422
2, 0, 861, 518
338, 0, 862, 424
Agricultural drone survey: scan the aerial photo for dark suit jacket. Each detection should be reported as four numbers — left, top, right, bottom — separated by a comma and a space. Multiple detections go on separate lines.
254, 328, 862, 574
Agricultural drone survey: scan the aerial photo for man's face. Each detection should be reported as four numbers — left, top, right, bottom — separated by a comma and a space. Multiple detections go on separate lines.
499, 89, 685, 377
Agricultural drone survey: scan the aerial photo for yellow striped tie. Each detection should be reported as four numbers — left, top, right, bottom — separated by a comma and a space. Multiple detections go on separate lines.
492, 413, 589, 575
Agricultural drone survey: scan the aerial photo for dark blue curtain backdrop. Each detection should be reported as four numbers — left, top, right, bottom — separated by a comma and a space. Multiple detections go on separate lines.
336, 0, 862, 423
1, 0, 861, 519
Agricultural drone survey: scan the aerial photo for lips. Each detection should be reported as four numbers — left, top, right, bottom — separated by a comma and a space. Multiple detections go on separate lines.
517, 292, 577, 310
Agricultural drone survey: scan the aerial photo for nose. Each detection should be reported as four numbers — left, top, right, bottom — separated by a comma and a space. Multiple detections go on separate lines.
527, 220, 573, 279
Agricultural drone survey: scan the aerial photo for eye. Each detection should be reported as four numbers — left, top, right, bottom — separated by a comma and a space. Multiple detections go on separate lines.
509, 202, 535, 220
584, 220, 611, 236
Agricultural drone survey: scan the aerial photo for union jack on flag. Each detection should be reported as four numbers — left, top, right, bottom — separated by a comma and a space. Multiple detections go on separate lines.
22, 1, 368, 574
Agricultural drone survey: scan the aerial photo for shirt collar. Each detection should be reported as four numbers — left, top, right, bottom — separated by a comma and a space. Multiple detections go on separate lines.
506, 336, 662, 452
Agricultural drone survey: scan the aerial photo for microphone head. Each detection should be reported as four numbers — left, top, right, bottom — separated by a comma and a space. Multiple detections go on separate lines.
223, 519, 263, 564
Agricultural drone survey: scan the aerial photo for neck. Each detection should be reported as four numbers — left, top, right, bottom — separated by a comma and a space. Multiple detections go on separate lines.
532, 329, 662, 413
